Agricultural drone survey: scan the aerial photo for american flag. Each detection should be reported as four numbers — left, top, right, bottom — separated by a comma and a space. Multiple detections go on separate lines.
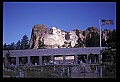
101, 19, 114, 25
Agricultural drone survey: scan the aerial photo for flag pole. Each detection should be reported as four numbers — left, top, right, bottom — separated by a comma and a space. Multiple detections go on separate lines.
99, 19, 102, 78
99, 19, 102, 49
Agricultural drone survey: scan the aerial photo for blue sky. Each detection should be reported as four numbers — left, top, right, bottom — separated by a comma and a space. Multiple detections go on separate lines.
3, 2, 116, 45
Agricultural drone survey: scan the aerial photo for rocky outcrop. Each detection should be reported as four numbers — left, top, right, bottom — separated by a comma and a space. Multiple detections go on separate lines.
29, 24, 113, 49
102, 29, 112, 41
29, 24, 49, 49
44, 27, 66, 48
84, 27, 100, 38
69, 30, 79, 47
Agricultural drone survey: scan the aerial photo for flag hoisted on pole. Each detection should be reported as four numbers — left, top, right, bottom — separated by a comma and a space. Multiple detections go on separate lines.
101, 19, 114, 25
99, 19, 114, 78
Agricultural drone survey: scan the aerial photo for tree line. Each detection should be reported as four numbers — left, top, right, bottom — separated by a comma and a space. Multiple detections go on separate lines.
3, 34, 45, 50
3, 35, 29, 50
75, 29, 116, 49
3, 29, 116, 50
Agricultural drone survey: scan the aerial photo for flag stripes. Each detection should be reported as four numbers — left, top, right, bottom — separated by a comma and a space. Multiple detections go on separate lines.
101, 19, 114, 25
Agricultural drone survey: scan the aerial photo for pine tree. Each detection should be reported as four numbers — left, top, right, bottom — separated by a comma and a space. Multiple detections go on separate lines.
3, 43, 7, 50
5, 50, 11, 66
77, 37, 85, 47
102, 38, 107, 47
10, 42, 16, 50
21, 35, 29, 49
106, 29, 116, 49
86, 32, 100, 47
16, 40, 21, 50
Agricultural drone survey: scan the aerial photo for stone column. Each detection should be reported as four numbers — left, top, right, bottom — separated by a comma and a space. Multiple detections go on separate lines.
95, 65, 98, 73
51, 55, 54, 64
75, 55, 78, 65
39, 56, 42, 65
94, 56, 96, 64
87, 54, 89, 63
67, 67, 70, 77
87, 54, 89, 60
28, 56, 30, 64
84, 55, 86, 63
90, 59, 91, 64
16, 57, 19, 66
60, 70, 63, 77
62, 66, 65, 73
99, 53, 101, 64
63, 55, 66, 64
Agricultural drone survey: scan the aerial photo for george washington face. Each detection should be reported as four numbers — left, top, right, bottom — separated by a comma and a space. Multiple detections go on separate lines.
52, 27, 57, 35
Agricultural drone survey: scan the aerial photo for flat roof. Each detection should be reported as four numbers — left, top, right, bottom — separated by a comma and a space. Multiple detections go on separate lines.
3, 47, 105, 57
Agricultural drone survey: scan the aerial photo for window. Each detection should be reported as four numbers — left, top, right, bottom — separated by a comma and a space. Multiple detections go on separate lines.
65, 56, 74, 60
54, 57, 63, 60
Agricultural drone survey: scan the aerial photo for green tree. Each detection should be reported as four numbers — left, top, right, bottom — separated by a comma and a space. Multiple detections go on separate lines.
102, 48, 116, 77
102, 38, 107, 47
106, 29, 116, 49
88, 53, 94, 62
6, 52, 10, 61
77, 37, 85, 47
16, 40, 21, 50
3, 43, 7, 50
10, 42, 16, 50
102, 49, 111, 63
102, 47, 116, 64
21, 35, 29, 49
3, 43, 15, 50
5, 50, 11, 66
86, 32, 100, 47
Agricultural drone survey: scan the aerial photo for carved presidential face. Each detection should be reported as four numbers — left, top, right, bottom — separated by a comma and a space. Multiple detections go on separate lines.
52, 27, 57, 35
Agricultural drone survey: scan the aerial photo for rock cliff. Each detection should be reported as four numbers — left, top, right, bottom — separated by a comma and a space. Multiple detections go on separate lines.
29, 24, 112, 49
